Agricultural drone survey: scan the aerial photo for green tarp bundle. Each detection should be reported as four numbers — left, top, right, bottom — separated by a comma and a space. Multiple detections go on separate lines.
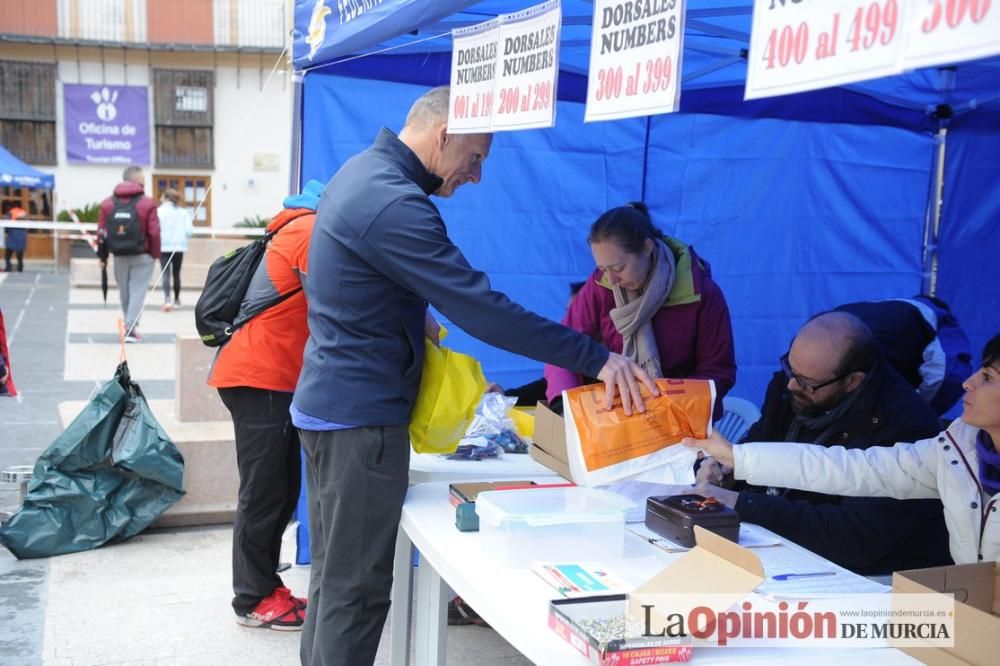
0, 362, 185, 559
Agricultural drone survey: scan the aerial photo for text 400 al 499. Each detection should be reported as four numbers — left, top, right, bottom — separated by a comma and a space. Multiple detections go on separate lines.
761, 0, 900, 70
452, 92, 495, 120
593, 57, 674, 102
496, 81, 553, 115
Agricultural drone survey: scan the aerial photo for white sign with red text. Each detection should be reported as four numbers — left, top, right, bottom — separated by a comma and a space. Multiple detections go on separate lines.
491, 0, 561, 131
902, 0, 1000, 69
585, 0, 686, 122
745, 0, 908, 100
449, 18, 500, 134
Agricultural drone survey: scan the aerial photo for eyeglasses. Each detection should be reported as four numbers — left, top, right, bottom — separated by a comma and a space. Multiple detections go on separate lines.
780, 353, 849, 395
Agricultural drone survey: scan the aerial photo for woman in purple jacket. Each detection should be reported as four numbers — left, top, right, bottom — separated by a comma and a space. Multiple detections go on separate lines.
544, 202, 736, 418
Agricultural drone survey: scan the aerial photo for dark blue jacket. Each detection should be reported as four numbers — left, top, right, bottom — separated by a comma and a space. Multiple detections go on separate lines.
4, 228, 27, 252
736, 357, 952, 575
293, 129, 609, 426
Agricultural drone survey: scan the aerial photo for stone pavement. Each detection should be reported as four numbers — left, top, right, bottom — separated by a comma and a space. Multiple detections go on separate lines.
0, 269, 532, 666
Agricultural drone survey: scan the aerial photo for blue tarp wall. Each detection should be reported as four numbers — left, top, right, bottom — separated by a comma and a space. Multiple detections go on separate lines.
291, 0, 1000, 567
294, 1, 999, 404
300, 68, 996, 402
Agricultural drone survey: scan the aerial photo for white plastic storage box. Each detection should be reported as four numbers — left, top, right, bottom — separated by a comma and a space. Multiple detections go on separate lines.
475, 487, 633, 568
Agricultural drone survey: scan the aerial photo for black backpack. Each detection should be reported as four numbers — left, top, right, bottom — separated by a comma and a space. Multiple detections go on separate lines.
104, 194, 146, 255
194, 216, 302, 347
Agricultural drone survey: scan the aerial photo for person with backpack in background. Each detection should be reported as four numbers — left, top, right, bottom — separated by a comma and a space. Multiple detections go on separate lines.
205, 180, 324, 631
98, 166, 160, 343
157, 188, 194, 312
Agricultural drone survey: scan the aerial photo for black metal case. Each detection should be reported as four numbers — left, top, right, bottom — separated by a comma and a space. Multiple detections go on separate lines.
645, 494, 740, 547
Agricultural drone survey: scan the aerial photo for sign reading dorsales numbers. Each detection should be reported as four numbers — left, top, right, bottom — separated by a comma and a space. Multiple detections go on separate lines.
490, 0, 562, 132
449, 18, 500, 133
584, 0, 686, 122
903, 0, 1000, 69
745, 0, 908, 99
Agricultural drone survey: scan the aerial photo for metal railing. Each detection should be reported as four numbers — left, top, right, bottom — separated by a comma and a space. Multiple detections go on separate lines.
0, 0, 288, 51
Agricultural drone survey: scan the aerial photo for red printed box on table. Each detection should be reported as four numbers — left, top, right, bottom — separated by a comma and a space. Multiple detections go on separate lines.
548, 594, 692, 665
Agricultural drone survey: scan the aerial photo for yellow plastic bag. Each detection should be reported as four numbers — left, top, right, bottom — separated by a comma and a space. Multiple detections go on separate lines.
409, 326, 487, 454
509, 407, 535, 439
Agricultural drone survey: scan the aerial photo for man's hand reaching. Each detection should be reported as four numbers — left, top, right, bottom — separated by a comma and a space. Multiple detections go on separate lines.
596, 352, 659, 416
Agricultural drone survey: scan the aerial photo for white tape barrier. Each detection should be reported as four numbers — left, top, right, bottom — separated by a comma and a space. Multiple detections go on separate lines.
0, 220, 265, 237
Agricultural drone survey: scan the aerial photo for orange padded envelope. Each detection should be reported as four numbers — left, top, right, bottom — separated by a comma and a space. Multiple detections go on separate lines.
564, 379, 714, 477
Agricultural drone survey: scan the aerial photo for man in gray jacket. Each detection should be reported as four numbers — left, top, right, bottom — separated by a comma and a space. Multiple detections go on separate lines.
292, 86, 655, 666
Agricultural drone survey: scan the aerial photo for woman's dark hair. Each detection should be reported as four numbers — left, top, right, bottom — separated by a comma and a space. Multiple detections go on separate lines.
587, 201, 664, 255
984, 334, 1000, 368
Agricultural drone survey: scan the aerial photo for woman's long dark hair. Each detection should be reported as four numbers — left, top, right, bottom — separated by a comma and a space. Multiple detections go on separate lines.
587, 202, 665, 254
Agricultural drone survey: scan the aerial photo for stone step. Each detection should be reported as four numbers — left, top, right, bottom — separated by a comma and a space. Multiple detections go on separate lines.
175, 336, 230, 423
70, 257, 213, 290
57, 398, 237, 528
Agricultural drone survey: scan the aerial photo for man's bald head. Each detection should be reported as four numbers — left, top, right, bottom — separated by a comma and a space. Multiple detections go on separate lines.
796, 311, 878, 377
784, 311, 878, 417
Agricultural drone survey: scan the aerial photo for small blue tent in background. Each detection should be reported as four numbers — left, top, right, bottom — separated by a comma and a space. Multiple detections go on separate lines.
288, 1, 1000, 402
0, 143, 55, 189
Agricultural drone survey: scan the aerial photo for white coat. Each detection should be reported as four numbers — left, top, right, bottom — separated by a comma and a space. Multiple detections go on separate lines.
158, 202, 194, 254
734, 419, 999, 564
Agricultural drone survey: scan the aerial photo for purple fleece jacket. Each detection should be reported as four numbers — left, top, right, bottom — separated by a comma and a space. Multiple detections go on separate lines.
544, 246, 736, 419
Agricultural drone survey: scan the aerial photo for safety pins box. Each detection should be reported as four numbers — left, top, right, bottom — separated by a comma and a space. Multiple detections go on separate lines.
892, 562, 1000, 665
547, 526, 764, 665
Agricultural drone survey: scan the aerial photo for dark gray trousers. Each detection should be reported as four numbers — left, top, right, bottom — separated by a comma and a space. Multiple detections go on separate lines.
299, 425, 410, 666
218, 387, 301, 615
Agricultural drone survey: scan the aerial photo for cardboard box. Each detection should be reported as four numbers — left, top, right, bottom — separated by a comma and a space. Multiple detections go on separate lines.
530, 401, 571, 480
546, 527, 765, 662
628, 526, 765, 634
893, 562, 1000, 665
549, 594, 693, 665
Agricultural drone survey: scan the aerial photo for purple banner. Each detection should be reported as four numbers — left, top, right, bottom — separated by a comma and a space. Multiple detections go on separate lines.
64, 84, 149, 165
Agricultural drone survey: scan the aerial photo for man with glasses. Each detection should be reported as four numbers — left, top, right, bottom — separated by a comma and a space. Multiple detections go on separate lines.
697, 311, 952, 575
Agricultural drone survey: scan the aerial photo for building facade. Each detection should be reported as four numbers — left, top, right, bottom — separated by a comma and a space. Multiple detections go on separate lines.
0, 0, 292, 228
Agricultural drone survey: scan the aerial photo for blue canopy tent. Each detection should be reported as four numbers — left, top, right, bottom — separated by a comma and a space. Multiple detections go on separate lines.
290, 0, 1000, 402
0, 143, 55, 189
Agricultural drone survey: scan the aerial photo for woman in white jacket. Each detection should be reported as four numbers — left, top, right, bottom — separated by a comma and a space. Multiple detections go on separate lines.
686, 333, 1000, 565
157, 188, 194, 311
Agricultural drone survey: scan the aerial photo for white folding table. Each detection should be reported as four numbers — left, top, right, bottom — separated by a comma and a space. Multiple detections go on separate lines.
389, 454, 562, 663
390, 482, 920, 666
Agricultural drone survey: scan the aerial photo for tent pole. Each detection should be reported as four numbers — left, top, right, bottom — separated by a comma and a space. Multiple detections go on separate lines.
920, 91, 955, 296
288, 72, 304, 196
921, 127, 947, 297
921, 68, 956, 298
640, 116, 651, 203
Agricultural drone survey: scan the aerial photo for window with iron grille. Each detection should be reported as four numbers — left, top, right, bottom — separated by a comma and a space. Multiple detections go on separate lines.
0, 60, 57, 165
153, 69, 214, 168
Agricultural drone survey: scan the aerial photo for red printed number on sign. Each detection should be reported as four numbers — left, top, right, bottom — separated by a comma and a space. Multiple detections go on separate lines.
595, 66, 624, 100
497, 87, 521, 114
847, 0, 898, 51
642, 56, 673, 93
762, 22, 809, 69
922, 0, 992, 32
531, 81, 552, 110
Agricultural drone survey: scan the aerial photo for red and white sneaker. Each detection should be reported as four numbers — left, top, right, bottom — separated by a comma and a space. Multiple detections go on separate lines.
276, 585, 307, 610
236, 587, 305, 631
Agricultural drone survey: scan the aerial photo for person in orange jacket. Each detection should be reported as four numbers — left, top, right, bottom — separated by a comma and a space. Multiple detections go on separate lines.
207, 181, 323, 630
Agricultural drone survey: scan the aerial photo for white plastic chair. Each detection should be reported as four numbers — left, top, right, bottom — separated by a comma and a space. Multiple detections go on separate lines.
716, 396, 761, 443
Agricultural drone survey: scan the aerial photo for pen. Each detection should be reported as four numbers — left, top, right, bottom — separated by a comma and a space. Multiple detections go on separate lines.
772, 571, 836, 581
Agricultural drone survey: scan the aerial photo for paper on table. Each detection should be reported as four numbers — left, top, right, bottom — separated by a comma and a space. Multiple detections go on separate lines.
530, 561, 631, 598
755, 546, 890, 597
626, 522, 782, 552
757, 570, 890, 597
